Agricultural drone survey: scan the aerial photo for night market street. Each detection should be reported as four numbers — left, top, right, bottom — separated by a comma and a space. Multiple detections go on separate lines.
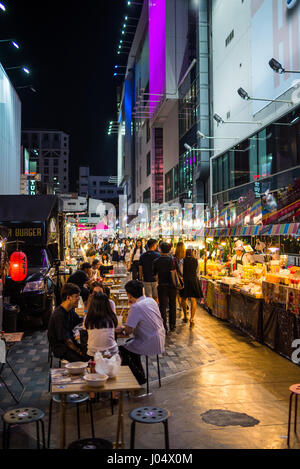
2, 0, 300, 456
1, 304, 300, 450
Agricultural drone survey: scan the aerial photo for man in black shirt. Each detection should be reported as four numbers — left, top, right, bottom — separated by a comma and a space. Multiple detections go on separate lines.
48, 283, 89, 362
153, 242, 179, 332
139, 239, 160, 301
68, 262, 92, 303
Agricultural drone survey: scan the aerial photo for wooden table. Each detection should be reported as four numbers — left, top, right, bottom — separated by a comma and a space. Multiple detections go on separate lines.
51, 366, 140, 449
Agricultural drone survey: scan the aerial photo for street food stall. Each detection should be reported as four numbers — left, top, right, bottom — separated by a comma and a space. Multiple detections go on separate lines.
0, 195, 61, 329
195, 179, 300, 361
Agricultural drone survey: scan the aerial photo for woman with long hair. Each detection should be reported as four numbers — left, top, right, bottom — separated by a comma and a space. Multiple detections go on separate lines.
84, 292, 118, 358
124, 239, 132, 270
129, 239, 145, 280
175, 241, 186, 318
181, 248, 202, 328
112, 239, 120, 263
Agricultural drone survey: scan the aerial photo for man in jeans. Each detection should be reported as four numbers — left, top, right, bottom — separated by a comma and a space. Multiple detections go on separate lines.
139, 239, 160, 302
153, 242, 179, 333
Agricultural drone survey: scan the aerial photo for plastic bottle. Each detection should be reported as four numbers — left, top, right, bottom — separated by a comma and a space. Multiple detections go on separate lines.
89, 360, 96, 373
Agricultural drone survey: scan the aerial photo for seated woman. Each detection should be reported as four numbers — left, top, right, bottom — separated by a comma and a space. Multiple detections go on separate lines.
91, 258, 102, 282
84, 292, 119, 358
89, 282, 116, 313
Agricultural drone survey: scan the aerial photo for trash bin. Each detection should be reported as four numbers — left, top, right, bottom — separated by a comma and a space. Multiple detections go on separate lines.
67, 438, 113, 449
3, 304, 20, 333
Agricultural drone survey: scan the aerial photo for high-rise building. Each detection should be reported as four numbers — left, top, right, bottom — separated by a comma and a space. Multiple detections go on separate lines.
116, 0, 206, 208
21, 130, 70, 194
210, 0, 300, 205
78, 166, 123, 201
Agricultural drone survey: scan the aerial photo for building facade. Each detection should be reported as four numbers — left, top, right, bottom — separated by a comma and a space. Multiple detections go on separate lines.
210, 0, 300, 205
117, 0, 201, 209
21, 129, 70, 195
0, 62, 21, 195
78, 166, 123, 201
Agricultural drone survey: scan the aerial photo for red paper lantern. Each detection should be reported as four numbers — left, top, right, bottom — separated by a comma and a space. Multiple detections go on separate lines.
9, 251, 27, 282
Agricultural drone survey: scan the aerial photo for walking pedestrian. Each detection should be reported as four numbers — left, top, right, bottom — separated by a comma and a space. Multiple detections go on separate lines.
153, 242, 180, 332
175, 241, 186, 316
181, 249, 202, 328
139, 239, 160, 301
129, 239, 145, 280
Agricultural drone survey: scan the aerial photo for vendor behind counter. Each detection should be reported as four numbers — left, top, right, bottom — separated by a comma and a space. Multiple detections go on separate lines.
231, 245, 254, 270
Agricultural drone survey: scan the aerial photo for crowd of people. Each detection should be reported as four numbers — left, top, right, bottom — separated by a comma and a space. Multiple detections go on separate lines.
48, 237, 203, 389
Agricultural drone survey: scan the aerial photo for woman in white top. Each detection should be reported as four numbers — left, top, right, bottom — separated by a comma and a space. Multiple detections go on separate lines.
112, 239, 120, 263
84, 292, 119, 358
130, 239, 145, 280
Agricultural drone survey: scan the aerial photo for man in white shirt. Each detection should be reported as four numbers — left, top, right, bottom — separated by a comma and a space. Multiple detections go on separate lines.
119, 280, 165, 385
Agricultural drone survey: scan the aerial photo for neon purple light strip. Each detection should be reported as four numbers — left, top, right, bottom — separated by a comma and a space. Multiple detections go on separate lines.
148, 0, 166, 117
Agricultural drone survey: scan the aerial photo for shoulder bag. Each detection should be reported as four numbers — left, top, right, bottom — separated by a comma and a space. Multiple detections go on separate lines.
170, 257, 184, 290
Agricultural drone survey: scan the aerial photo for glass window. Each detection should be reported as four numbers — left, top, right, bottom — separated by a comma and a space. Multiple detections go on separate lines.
223, 153, 229, 191
218, 156, 223, 192
249, 135, 258, 181
229, 151, 235, 188
234, 141, 250, 187
258, 128, 273, 178
212, 159, 218, 194
146, 152, 151, 176
165, 170, 172, 202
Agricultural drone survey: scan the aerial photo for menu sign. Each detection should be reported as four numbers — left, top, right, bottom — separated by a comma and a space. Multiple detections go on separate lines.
0, 223, 45, 244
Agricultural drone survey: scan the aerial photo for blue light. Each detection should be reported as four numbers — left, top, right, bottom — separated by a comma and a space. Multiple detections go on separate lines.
0, 3, 6, 11
23, 67, 30, 74
12, 41, 20, 49
114, 73, 117, 76
114, 65, 118, 69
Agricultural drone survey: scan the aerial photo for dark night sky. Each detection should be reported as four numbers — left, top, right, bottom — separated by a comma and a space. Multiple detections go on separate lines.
0, 0, 132, 190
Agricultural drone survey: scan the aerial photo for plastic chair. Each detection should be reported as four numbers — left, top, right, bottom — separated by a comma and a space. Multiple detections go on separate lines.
129, 406, 170, 449
2, 407, 46, 449
47, 393, 94, 448
287, 383, 300, 446
144, 355, 161, 394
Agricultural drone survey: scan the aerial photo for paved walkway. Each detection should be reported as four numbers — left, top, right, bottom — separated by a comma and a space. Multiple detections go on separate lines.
1, 305, 300, 449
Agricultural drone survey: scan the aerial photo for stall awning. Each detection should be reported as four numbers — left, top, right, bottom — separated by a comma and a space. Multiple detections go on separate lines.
197, 223, 300, 238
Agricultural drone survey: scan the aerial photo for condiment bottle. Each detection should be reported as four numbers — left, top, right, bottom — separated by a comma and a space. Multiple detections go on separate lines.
89, 360, 96, 373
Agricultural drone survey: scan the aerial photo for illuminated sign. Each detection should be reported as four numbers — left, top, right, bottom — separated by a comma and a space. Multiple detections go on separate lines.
29, 179, 36, 196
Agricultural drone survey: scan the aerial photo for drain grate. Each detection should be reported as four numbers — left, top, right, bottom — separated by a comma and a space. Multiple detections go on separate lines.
201, 409, 259, 428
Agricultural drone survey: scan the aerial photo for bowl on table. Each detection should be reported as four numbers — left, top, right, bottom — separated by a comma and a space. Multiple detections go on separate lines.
83, 373, 109, 387
65, 362, 89, 375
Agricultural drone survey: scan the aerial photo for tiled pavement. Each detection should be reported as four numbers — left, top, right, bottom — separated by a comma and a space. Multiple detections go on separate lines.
2, 304, 300, 449
0, 308, 222, 412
